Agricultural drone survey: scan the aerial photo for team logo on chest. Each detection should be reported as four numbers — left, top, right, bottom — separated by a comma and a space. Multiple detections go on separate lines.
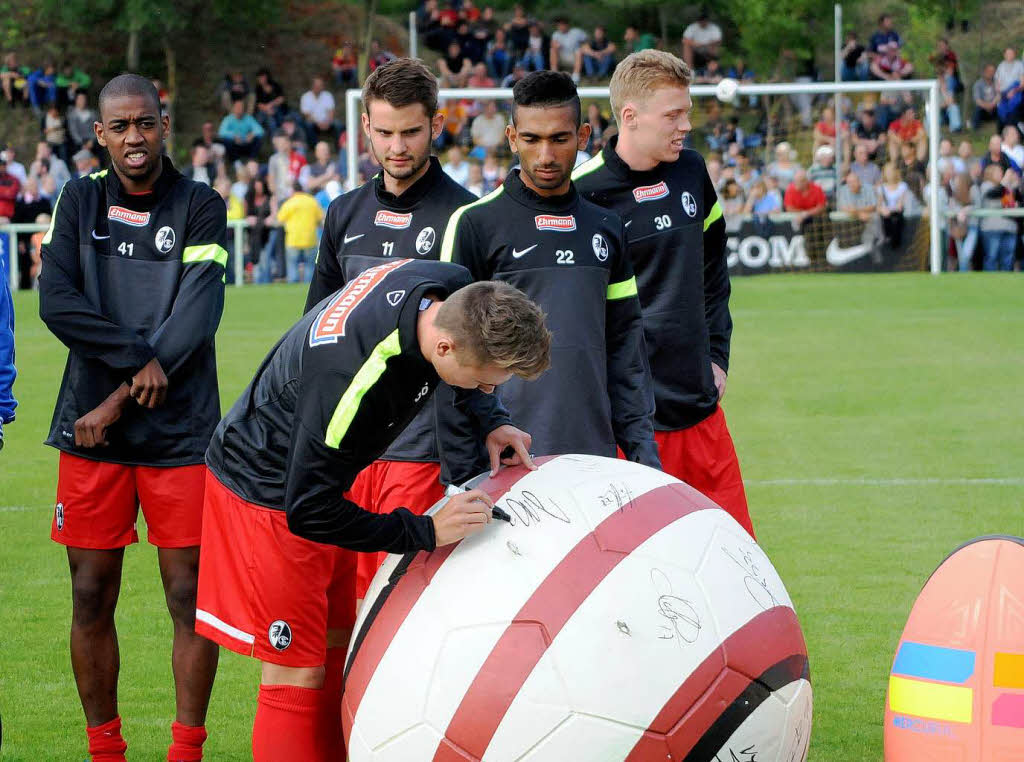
155, 226, 176, 253
415, 226, 435, 255
309, 259, 411, 347
592, 233, 609, 261
535, 214, 576, 232
632, 181, 669, 203
108, 205, 150, 227
374, 210, 412, 229
681, 192, 698, 218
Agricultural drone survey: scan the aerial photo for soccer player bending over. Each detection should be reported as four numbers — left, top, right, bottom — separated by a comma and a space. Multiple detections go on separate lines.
39, 74, 227, 761
196, 259, 549, 761
304, 58, 483, 605
573, 50, 754, 537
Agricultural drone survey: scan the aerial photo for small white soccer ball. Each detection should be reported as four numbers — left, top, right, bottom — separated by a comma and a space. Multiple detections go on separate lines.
715, 77, 739, 103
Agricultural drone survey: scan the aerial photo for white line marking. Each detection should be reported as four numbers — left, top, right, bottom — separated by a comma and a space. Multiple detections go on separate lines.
747, 478, 1024, 487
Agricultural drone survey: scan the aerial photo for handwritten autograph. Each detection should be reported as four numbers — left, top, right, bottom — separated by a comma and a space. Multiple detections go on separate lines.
651, 569, 701, 645
502, 490, 571, 527
722, 546, 780, 611
715, 744, 760, 762
597, 481, 635, 513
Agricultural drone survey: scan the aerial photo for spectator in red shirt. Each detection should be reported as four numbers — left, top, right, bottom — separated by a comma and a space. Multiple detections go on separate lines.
784, 169, 829, 261
887, 107, 927, 161
0, 155, 21, 221
785, 169, 827, 216
332, 44, 358, 88
813, 105, 848, 154
460, 0, 481, 23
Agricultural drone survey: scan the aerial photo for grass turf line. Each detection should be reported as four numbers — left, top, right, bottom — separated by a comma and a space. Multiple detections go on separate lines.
1, 275, 1022, 760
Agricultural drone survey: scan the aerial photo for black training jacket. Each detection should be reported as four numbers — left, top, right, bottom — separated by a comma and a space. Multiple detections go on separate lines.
441, 169, 659, 468
573, 137, 731, 431
39, 158, 226, 465
304, 157, 483, 482
206, 259, 512, 553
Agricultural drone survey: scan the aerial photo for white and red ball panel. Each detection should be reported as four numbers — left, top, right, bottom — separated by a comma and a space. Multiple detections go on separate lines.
344, 455, 812, 762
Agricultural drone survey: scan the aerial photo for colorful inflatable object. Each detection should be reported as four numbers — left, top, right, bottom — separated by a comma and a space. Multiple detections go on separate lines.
885, 535, 1024, 760
343, 455, 812, 761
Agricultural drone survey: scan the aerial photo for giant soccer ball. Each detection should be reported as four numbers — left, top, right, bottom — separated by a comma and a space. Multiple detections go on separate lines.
343, 455, 812, 761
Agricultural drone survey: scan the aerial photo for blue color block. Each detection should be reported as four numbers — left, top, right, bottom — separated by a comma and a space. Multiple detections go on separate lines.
892, 642, 976, 684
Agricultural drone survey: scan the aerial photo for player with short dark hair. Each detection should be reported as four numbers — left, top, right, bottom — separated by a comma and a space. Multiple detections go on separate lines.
304, 58, 485, 602
573, 50, 754, 537
39, 72, 227, 761
441, 70, 660, 467
197, 260, 548, 761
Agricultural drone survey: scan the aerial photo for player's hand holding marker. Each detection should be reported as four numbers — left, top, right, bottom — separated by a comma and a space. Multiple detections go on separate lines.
432, 488, 497, 546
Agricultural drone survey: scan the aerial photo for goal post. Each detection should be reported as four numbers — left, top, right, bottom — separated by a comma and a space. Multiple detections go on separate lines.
344, 79, 942, 274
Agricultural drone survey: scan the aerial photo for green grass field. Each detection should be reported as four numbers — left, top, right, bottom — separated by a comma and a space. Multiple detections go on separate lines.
1, 274, 1022, 761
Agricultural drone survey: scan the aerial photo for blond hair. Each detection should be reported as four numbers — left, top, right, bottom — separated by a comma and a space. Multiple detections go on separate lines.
608, 50, 692, 125
435, 281, 552, 381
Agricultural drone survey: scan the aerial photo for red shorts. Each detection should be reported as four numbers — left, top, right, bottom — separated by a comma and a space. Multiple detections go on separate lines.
656, 406, 755, 538
51, 452, 205, 549
195, 469, 357, 668
345, 460, 445, 600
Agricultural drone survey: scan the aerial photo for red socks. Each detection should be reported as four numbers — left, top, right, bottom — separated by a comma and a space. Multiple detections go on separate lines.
253, 672, 347, 762
85, 716, 208, 761
253, 684, 325, 762
87, 716, 127, 762
321, 649, 346, 755
168, 720, 208, 761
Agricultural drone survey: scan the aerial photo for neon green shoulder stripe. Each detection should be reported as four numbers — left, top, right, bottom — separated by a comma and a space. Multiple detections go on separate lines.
607, 275, 638, 301
88, 169, 109, 181
571, 151, 606, 182
183, 243, 229, 268
325, 329, 402, 448
439, 185, 504, 263
703, 200, 723, 232
41, 186, 66, 245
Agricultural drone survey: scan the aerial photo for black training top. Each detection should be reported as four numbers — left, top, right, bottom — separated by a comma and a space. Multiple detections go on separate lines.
573, 137, 732, 431
441, 168, 660, 468
39, 157, 227, 465
207, 258, 511, 553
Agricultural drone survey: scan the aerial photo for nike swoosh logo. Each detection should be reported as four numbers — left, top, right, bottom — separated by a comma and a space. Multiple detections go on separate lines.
344, 233, 364, 244
624, 220, 632, 227
825, 238, 875, 266
91, 230, 110, 240
511, 244, 538, 259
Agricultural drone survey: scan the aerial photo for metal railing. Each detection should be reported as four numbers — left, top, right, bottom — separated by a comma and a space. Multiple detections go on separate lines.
3, 219, 252, 290
5, 206, 1019, 290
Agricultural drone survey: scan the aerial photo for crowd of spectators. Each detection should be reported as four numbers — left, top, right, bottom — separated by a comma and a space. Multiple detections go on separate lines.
3, 7, 1023, 282
702, 91, 1024, 270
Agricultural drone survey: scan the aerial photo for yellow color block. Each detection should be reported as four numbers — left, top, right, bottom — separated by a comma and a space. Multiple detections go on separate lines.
888, 676, 973, 723
994, 652, 1024, 689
